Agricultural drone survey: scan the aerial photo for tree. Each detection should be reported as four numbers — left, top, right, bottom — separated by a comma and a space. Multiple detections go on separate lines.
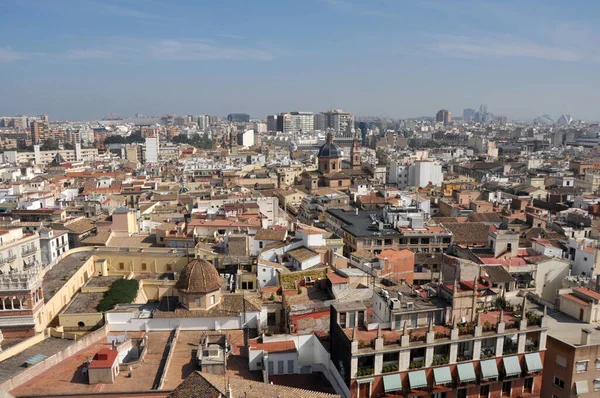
64, 143, 74, 150
41, 139, 59, 151
96, 279, 139, 312
104, 135, 125, 145
126, 132, 145, 144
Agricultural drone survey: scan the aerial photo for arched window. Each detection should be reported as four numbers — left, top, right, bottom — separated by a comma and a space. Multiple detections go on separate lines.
4, 297, 11, 310
12, 297, 20, 309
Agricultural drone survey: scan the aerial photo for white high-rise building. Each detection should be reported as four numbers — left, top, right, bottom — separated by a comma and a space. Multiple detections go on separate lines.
145, 137, 159, 164
323, 109, 354, 134
239, 129, 255, 147
408, 161, 443, 188
280, 112, 314, 134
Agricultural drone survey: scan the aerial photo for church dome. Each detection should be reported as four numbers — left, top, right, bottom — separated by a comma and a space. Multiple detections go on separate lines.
318, 133, 342, 158
176, 259, 222, 294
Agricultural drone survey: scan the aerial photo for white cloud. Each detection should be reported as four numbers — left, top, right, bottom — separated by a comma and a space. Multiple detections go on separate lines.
431, 34, 584, 62
65, 49, 113, 60
0, 47, 25, 63
149, 40, 273, 61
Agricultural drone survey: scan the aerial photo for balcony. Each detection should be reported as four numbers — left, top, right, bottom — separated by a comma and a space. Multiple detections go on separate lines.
7, 255, 17, 262
22, 247, 37, 256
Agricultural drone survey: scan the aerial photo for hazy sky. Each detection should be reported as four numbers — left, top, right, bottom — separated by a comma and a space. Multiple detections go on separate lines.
1, 0, 599, 121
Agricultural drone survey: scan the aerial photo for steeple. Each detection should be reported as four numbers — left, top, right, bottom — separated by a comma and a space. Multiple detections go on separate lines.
351, 138, 361, 168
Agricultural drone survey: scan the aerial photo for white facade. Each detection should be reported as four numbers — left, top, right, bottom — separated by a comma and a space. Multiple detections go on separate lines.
388, 161, 409, 188
257, 263, 280, 288
0, 228, 41, 274
39, 229, 69, 268
281, 112, 314, 134
408, 161, 443, 188
240, 129, 255, 147
566, 238, 599, 276
145, 137, 159, 164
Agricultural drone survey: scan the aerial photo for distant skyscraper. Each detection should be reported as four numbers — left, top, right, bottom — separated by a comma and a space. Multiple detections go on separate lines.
279, 112, 314, 134
463, 108, 476, 123
30, 121, 47, 144
313, 113, 326, 130
436, 109, 452, 126
322, 109, 354, 134
197, 115, 210, 130
358, 122, 368, 146
145, 136, 159, 164
267, 115, 278, 132
227, 113, 250, 123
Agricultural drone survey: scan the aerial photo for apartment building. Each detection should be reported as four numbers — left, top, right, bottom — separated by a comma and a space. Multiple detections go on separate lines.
541, 311, 600, 397
0, 227, 41, 274
330, 285, 547, 398
326, 209, 452, 257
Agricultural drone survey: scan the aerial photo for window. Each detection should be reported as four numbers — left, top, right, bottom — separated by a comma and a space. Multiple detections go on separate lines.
594, 379, 600, 392
288, 359, 294, 373
141, 263, 147, 271
267, 312, 276, 326
456, 389, 467, 398
584, 257, 588, 261
553, 376, 564, 389
577, 360, 589, 373
340, 312, 346, 328
556, 355, 567, 368
338, 181, 342, 187
166, 263, 172, 271
259, 241, 263, 249
210, 295, 215, 305
502, 381, 511, 396
119, 262, 124, 270
524, 377, 534, 393
596, 359, 600, 370
195, 298, 200, 306
480, 385, 490, 398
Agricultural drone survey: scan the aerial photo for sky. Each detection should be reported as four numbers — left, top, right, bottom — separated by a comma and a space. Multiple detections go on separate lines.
1, 0, 599, 121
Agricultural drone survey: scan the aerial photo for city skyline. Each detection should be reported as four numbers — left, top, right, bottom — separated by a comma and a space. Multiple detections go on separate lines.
1, 0, 599, 121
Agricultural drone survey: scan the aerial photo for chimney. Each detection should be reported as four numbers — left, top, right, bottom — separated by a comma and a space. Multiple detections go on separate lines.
596, 275, 600, 293
581, 329, 592, 346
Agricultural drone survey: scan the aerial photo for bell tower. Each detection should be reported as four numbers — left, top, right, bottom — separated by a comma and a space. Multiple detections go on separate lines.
351, 138, 361, 169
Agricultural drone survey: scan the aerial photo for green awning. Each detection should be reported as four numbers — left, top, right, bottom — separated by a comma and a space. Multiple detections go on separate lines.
525, 353, 543, 373
357, 377, 374, 384
503, 356, 522, 377
383, 374, 402, 393
457, 362, 477, 383
575, 380, 588, 395
408, 370, 428, 389
433, 366, 452, 385
480, 359, 499, 380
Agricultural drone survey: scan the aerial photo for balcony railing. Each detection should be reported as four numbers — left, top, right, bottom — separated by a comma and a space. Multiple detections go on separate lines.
7, 255, 17, 262
22, 247, 36, 256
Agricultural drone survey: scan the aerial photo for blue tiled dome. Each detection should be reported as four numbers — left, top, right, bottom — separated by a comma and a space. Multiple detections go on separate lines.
318, 142, 342, 158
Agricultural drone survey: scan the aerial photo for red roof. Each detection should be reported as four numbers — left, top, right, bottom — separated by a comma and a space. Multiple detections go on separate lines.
327, 272, 349, 285
88, 348, 118, 369
250, 340, 296, 354
575, 287, 600, 301
561, 293, 590, 306
479, 257, 527, 267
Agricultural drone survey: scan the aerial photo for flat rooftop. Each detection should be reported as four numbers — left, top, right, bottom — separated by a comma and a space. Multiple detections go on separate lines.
62, 292, 104, 314
43, 251, 92, 303
84, 275, 122, 288
545, 308, 600, 346
327, 209, 402, 238
0, 337, 75, 385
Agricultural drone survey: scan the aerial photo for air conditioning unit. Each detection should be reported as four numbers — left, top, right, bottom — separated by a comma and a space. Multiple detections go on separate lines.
389, 298, 401, 310
406, 301, 414, 309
